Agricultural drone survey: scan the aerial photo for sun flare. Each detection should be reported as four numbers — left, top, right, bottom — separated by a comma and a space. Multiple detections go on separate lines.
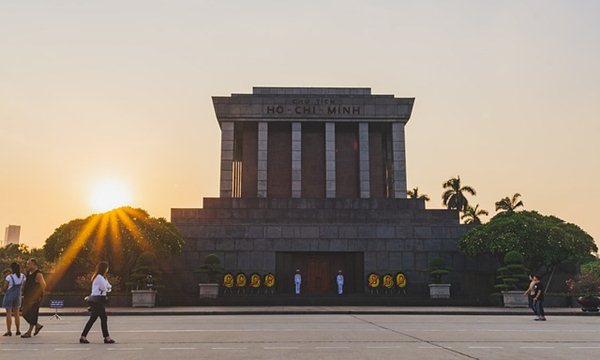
90, 179, 132, 212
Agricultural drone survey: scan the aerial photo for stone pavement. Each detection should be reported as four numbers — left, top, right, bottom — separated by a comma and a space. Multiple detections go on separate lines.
31, 306, 599, 317
1, 314, 599, 359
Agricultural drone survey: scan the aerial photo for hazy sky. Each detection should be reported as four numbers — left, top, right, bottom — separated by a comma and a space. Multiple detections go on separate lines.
1, 0, 599, 248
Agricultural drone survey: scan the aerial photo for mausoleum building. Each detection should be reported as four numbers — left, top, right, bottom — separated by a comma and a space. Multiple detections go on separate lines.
172, 87, 492, 297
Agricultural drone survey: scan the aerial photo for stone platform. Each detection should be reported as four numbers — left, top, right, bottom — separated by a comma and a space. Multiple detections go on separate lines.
172, 198, 495, 298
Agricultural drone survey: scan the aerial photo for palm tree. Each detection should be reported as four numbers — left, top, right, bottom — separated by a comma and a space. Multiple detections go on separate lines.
461, 204, 489, 225
407, 187, 430, 202
495, 193, 524, 213
442, 176, 476, 211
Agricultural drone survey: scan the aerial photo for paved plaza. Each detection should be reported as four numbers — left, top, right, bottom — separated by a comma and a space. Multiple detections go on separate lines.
1, 314, 599, 359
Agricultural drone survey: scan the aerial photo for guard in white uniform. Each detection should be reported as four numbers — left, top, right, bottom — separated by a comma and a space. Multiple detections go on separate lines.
336, 270, 344, 295
294, 269, 302, 295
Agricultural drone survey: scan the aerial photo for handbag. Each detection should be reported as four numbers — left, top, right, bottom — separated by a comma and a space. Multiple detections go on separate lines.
84, 295, 107, 305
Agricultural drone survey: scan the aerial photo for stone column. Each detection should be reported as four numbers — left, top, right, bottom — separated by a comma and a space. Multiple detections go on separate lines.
291, 122, 302, 198
219, 122, 234, 198
257, 122, 268, 198
325, 122, 336, 198
392, 122, 407, 198
359, 122, 370, 198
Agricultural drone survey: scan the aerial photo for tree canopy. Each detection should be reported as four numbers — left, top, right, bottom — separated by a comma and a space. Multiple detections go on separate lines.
459, 210, 597, 277
495, 251, 529, 291
495, 193, 524, 213
461, 204, 489, 225
43, 207, 184, 288
0, 243, 49, 273
427, 257, 451, 284
196, 253, 224, 283
442, 176, 476, 211
408, 187, 430, 202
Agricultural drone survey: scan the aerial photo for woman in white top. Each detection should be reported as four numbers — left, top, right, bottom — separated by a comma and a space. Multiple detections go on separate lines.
80, 262, 115, 344
2, 262, 26, 336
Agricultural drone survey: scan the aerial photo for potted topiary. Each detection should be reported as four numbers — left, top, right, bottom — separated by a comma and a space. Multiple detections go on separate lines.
428, 257, 451, 299
127, 251, 161, 307
496, 251, 529, 307
196, 254, 224, 299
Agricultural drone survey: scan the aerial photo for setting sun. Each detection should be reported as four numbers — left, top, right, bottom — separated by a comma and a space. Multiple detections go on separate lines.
90, 179, 132, 212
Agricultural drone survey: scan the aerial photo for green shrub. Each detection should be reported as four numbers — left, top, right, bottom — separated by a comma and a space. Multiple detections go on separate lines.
580, 259, 600, 277
427, 257, 451, 284
126, 251, 163, 290
503, 251, 524, 264
195, 254, 224, 283
495, 250, 529, 292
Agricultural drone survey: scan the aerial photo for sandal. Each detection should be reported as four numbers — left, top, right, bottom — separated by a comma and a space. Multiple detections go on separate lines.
34, 325, 43, 336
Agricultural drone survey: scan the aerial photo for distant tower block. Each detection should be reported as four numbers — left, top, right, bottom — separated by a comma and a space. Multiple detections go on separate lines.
212, 87, 414, 199
4, 225, 21, 246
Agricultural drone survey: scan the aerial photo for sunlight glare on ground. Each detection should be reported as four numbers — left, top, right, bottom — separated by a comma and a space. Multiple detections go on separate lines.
90, 179, 132, 212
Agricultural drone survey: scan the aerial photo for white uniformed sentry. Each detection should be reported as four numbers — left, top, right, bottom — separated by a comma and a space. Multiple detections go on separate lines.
336, 273, 344, 295
91, 274, 112, 296
294, 272, 302, 295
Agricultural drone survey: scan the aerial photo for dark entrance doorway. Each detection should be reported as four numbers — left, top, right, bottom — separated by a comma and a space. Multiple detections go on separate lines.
306, 254, 329, 293
276, 252, 364, 294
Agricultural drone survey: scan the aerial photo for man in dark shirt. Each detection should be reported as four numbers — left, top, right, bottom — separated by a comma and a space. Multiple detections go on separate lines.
532, 274, 546, 321
21, 259, 46, 337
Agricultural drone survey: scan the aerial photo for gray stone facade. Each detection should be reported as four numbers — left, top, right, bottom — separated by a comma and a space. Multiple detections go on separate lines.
172, 198, 494, 296
215, 87, 413, 199
219, 122, 234, 198
291, 122, 302, 198
212, 87, 414, 122
358, 122, 370, 198
257, 122, 268, 198
324, 122, 336, 198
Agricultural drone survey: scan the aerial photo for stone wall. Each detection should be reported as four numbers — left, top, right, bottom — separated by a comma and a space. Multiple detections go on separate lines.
172, 198, 496, 297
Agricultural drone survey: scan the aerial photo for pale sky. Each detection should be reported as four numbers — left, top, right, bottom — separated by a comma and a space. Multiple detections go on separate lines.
1, 0, 599, 248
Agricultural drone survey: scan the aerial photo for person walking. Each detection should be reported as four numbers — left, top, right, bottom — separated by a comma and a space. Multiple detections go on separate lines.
336, 270, 344, 295
21, 259, 45, 338
532, 274, 546, 321
294, 269, 302, 295
2, 262, 25, 336
80, 262, 115, 344
523, 274, 536, 314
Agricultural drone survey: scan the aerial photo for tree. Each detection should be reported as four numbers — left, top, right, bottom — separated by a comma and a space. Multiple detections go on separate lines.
459, 211, 597, 288
0, 244, 50, 273
196, 254, 224, 283
566, 259, 600, 296
127, 251, 163, 290
407, 187, 430, 202
427, 257, 451, 284
461, 204, 489, 225
495, 251, 529, 292
580, 259, 600, 278
442, 176, 476, 212
43, 207, 184, 290
76, 271, 123, 293
495, 193, 524, 213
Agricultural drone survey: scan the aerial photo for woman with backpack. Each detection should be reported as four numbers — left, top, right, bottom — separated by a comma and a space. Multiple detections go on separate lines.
2, 262, 26, 336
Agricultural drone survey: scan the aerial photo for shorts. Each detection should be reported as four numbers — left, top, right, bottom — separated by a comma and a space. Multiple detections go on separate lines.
2, 288, 22, 309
